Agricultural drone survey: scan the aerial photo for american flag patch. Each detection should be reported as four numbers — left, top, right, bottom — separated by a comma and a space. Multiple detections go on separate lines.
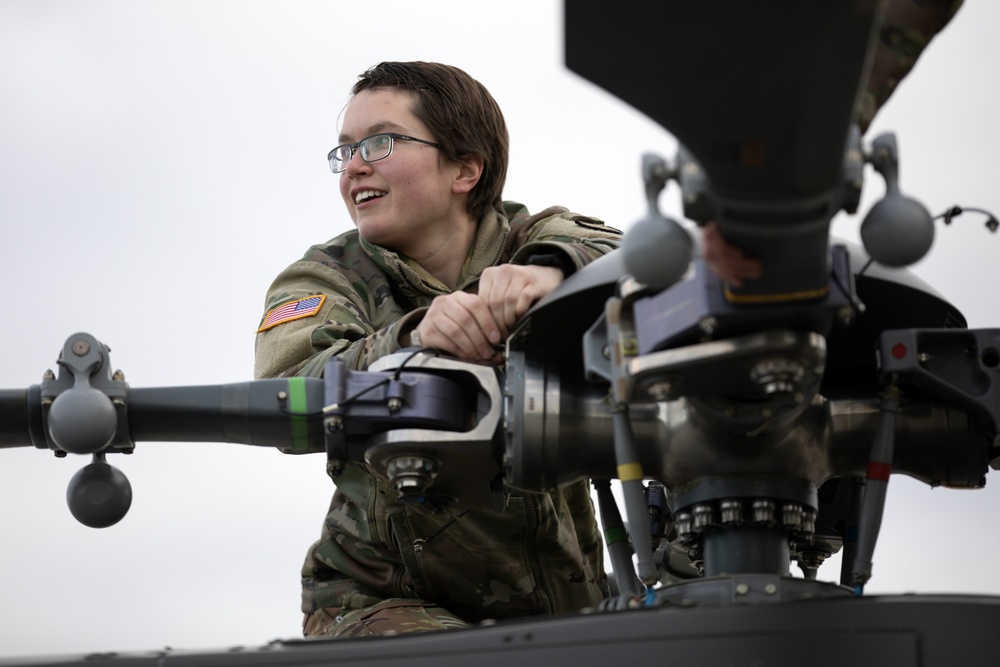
257, 294, 327, 332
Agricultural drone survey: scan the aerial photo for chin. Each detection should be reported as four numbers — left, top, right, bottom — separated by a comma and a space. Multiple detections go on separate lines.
356, 223, 398, 250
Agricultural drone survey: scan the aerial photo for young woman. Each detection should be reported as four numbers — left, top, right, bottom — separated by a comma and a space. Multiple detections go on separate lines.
255, 62, 621, 637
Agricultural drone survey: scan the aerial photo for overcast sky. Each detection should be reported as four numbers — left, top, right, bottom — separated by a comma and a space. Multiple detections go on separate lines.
1, 0, 999, 659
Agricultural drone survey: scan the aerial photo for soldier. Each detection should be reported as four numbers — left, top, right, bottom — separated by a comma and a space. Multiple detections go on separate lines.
255, 61, 620, 637
255, 1, 962, 637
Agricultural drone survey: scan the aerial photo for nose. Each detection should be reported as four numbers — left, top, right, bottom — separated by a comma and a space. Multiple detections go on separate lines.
344, 148, 371, 176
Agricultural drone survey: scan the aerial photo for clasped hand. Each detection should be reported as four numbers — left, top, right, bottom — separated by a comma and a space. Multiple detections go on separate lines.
410, 264, 563, 364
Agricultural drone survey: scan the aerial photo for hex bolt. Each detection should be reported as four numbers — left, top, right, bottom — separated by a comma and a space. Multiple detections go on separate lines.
837, 305, 856, 326
675, 511, 693, 537
720, 499, 743, 525
752, 499, 775, 525
782, 503, 803, 529
802, 509, 817, 534
647, 382, 674, 401
387, 455, 438, 497
621, 338, 639, 356
692, 503, 714, 529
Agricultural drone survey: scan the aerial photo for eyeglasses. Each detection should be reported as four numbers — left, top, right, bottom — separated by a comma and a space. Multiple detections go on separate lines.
327, 133, 441, 173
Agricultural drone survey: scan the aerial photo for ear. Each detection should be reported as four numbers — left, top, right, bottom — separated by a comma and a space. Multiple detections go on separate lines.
451, 154, 484, 195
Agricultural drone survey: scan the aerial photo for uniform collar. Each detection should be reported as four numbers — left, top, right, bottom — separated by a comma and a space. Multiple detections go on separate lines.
360, 205, 517, 297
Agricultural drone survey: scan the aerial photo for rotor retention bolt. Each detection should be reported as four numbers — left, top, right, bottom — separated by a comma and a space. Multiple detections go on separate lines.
735, 583, 749, 595
692, 504, 714, 529
802, 509, 817, 534
71, 339, 91, 356
752, 499, 776, 525
764, 584, 778, 595
675, 512, 693, 537
720, 499, 743, 525
782, 503, 803, 529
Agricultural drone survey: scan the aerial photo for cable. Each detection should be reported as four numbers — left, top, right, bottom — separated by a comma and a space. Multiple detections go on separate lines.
280, 348, 440, 418
934, 204, 998, 232
858, 203, 998, 278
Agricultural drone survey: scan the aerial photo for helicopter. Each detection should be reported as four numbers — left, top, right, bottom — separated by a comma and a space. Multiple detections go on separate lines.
1, 1, 1000, 658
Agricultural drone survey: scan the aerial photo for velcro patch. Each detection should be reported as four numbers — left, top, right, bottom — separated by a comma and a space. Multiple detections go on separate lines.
257, 294, 326, 332
572, 216, 622, 235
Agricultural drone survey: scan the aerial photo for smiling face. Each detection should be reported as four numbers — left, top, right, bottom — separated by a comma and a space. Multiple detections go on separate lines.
338, 88, 480, 267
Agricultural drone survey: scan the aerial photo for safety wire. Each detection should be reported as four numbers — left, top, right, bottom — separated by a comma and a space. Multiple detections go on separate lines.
276, 348, 440, 418
858, 204, 998, 278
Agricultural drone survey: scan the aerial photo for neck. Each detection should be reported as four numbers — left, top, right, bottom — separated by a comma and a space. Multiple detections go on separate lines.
406, 216, 477, 290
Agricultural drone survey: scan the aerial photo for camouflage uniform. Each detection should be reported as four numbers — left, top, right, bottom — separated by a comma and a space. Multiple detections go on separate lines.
858, 0, 963, 133
255, 201, 621, 637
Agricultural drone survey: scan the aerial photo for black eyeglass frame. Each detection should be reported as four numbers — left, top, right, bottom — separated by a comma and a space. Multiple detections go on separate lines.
327, 133, 442, 173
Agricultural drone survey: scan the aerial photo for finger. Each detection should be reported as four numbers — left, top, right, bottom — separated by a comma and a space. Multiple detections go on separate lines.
457, 291, 503, 348
424, 293, 500, 361
480, 265, 562, 331
417, 301, 476, 359
478, 267, 517, 335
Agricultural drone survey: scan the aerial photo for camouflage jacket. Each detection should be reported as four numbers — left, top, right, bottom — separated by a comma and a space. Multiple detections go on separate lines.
254, 201, 621, 624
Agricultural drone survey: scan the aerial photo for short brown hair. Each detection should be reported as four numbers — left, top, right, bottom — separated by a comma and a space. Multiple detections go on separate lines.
352, 62, 509, 221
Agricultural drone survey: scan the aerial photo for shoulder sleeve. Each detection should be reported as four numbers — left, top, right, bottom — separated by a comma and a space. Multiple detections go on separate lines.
253, 243, 415, 378
508, 209, 622, 275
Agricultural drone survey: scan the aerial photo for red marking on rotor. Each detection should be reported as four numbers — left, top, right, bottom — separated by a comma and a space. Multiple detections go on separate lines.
891, 343, 908, 359
867, 461, 892, 482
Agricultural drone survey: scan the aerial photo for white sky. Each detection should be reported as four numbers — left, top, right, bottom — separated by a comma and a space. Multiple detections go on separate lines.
1, 0, 999, 658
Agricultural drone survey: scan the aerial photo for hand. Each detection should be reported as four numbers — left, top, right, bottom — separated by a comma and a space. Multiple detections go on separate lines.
409, 264, 564, 364
411, 291, 504, 364
701, 221, 763, 287
477, 263, 564, 335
